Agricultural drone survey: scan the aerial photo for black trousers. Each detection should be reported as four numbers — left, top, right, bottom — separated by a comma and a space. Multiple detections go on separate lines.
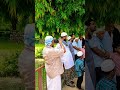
95, 67, 104, 84
116, 76, 120, 90
77, 75, 83, 89
75, 54, 78, 61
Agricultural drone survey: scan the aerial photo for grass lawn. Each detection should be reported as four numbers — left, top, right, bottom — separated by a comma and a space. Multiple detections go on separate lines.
0, 40, 24, 50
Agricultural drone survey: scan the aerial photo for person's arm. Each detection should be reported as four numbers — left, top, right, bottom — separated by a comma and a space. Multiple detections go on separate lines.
89, 37, 110, 58
73, 46, 81, 51
72, 41, 81, 51
91, 47, 110, 58
59, 39, 66, 53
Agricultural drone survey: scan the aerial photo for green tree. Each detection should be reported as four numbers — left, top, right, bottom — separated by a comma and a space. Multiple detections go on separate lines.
85, 0, 120, 26
35, 0, 85, 39
0, 0, 34, 32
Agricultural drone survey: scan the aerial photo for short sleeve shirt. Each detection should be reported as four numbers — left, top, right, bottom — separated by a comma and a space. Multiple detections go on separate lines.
89, 36, 105, 67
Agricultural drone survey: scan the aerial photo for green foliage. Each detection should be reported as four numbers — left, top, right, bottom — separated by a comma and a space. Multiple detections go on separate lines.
0, 41, 23, 77
0, 51, 20, 77
85, 0, 120, 25
35, 44, 44, 58
0, 0, 34, 32
35, 0, 85, 39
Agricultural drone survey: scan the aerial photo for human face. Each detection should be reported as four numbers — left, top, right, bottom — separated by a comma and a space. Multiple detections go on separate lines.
105, 24, 114, 32
51, 40, 54, 47
72, 35, 75, 40
89, 21, 96, 32
75, 38, 79, 42
96, 31, 105, 40
79, 35, 83, 40
62, 36, 67, 41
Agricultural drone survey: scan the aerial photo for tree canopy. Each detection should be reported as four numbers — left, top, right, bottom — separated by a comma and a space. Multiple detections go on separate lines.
0, 0, 34, 31
85, 0, 120, 26
35, 0, 85, 39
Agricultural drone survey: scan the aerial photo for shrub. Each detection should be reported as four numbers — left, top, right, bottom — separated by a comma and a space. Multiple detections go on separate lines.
0, 51, 20, 77
35, 48, 43, 59
35, 44, 44, 59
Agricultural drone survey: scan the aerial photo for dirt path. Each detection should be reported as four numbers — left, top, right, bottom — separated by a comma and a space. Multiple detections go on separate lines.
63, 73, 85, 90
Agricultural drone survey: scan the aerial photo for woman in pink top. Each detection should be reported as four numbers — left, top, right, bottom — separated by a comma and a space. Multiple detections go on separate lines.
110, 44, 120, 90
43, 36, 66, 90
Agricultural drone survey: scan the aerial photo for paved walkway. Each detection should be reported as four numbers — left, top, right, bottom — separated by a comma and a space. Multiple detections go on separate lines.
63, 73, 85, 90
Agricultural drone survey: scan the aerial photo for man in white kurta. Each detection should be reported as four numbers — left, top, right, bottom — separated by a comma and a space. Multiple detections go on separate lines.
56, 32, 75, 87
72, 38, 81, 60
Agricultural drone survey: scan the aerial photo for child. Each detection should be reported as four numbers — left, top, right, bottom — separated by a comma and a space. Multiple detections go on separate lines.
75, 51, 84, 90
110, 44, 120, 90
96, 60, 117, 90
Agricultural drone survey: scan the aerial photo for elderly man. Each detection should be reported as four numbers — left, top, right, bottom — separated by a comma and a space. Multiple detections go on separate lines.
42, 36, 66, 90
56, 32, 75, 87
89, 27, 110, 83
18, 23, 35, 90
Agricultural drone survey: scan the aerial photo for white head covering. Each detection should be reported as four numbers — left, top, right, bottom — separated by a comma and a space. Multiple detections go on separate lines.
77, 51, 83, 57
68, 36, 71, 40
24, 23, 35, 46
61, 32, 67, 37
75, 38, 79, 40
101, 59, 115, 72
45, 36, 54, 46
93, 27, 105, 35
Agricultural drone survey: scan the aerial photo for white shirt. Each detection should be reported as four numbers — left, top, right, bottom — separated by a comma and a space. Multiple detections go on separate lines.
89, 36, 105, 67
102, 31, 113, 52
55, 43, 74, 69
72, 39, 82, 55
78, 39, 82, 48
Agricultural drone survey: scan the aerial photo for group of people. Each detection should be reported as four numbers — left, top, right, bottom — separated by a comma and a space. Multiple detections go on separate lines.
85, 18, 120, 90
43, 32, 85, 90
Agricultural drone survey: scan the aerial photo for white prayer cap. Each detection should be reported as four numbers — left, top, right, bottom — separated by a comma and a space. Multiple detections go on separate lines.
77, 51, 83, 57
75, 38, 79, 40
67, 36, 71, 40
94, 27, 105, 34
101, 59, 115, 72
61, 32, 67, 37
